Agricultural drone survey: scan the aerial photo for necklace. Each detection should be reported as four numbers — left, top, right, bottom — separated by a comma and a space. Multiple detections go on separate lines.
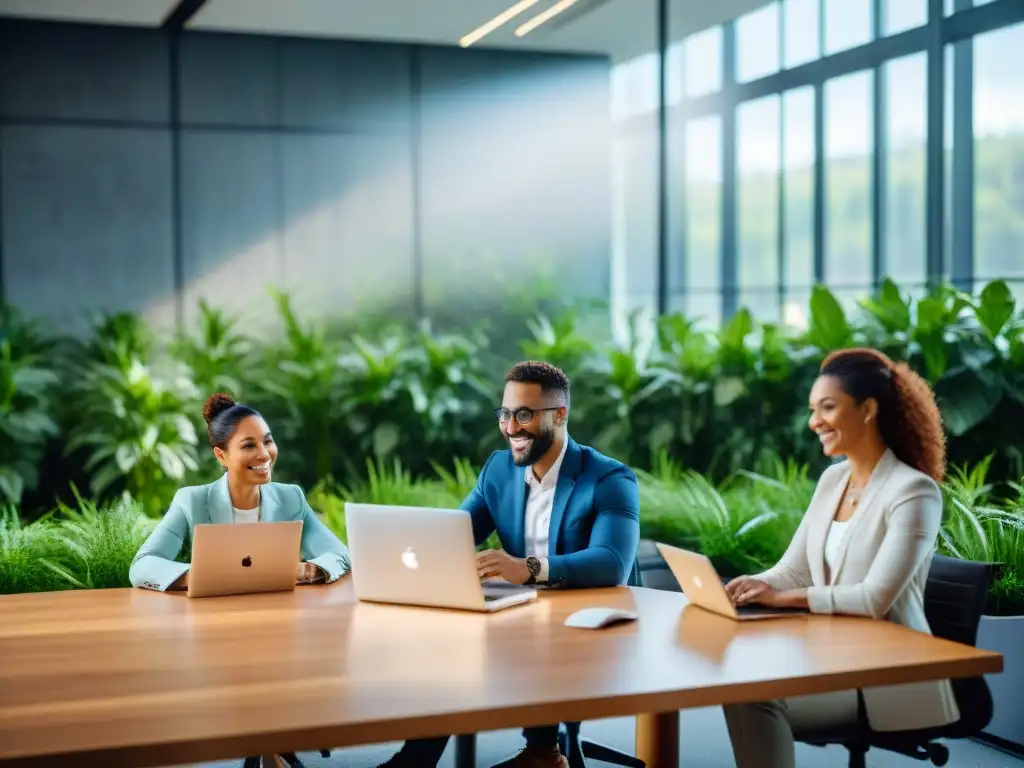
847, 481, 865, 506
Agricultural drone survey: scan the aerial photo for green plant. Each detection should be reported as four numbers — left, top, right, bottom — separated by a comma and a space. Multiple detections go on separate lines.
0, 507, 68, 594
0, 339, 61, 505
313, 458, 499, 550
938, 458, 1024, 616
635, 452, 810, 577
46, 492, 156, 590
254, 291, 347, 488
65, 358, 201, 516
170, 299, 254, 400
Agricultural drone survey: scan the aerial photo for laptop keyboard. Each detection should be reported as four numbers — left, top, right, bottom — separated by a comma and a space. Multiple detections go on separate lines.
482, 584, 532, 601
736, 604, 808, 616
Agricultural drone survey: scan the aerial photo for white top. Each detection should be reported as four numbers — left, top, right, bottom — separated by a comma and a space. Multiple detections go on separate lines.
523, 437, 569, 583
233, 507, 259, 524
824, 519, 850, 572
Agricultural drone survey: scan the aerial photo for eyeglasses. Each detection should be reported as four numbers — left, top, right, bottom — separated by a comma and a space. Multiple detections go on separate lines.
494, 406, 561, 425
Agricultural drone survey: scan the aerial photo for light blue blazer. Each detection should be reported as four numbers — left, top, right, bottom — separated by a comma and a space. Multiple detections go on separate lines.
129, 474, 351, 592
463, 438, 640, 588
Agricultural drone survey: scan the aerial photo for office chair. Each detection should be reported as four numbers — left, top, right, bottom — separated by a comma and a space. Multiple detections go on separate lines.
487, 560, 647, 768
799, 555, 997, 768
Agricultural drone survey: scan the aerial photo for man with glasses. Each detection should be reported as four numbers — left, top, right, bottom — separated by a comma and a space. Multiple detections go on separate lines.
377, 361, 641, 768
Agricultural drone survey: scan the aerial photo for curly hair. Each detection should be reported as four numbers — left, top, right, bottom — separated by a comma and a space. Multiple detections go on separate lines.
819, 347, 946, 483
505, 360, 570, 403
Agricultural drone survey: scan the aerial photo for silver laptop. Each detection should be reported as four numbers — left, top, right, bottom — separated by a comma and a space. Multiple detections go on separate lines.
345, 503, 538, 612
187, 520, 303, 598
656, 542, 808, 621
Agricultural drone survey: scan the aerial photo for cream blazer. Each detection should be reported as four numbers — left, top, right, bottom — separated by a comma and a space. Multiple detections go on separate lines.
752, 448, 960, 732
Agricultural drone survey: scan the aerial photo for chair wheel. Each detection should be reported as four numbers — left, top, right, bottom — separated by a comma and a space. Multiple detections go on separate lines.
927, 743, 949, 766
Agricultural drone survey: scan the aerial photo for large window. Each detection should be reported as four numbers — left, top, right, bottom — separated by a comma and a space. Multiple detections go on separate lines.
683, 116, 723, 328
646, 0, 1024, 329
824, 0, 873, 55
973, 21, 1024, 283
885, 0, 927, 35
737, 96, 782, 320
825, 70, 874, 288
783, 87, 816, 308
737, 3, 781, 83
884, 52, 928, 285
685, 26, 723, 97
608, 1, 660, 343
784, 0, 821, 68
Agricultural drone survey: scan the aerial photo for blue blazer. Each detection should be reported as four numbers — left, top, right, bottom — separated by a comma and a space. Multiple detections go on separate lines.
129, 474, 351, 592
462, 438, 640, 588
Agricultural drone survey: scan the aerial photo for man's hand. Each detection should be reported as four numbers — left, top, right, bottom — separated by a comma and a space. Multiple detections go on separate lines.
724, 575, 773, 606
476, 549, 530, 585
170, 571, 189, 590
296, 562, 324, 584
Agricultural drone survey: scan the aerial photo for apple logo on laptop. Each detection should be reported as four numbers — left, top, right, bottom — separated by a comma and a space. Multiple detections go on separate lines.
692, 576, 703, 589
401, 547, 419, 570
241, 555, 252, 568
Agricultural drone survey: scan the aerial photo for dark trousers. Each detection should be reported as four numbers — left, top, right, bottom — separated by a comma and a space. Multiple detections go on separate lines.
394, 725, 560, 765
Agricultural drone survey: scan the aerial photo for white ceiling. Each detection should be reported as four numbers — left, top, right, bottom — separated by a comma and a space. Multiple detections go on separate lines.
0, 0, 770, 62
0, 0, 177, 26
190, 0, 768, 61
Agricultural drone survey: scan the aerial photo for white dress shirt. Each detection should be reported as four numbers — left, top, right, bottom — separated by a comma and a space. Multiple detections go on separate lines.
523, 437, 568, 583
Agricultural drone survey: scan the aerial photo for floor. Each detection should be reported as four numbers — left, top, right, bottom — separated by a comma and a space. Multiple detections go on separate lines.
196, 708, 1024, 767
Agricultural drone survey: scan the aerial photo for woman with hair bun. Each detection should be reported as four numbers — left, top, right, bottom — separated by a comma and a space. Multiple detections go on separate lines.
129, 392, 350, 592
721, 347, 958, 768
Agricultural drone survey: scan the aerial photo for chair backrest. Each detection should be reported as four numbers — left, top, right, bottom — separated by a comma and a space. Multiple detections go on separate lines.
924, 554, 994, 647
923, 554, 996, 736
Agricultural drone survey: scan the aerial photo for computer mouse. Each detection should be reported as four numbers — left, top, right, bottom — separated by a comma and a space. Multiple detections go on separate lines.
564, 607, 639, 629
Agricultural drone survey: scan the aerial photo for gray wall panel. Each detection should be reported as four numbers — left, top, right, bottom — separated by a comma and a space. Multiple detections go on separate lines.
278, 39, 412, 132
0, 19, 611, 337
418, 48, 611, 320
0, 21, 169, 123
0, 125, 175, 333
179, 131, 282, 330
418, 47, 609, 140
281, 134, 415, 317
179, 33, 278, 127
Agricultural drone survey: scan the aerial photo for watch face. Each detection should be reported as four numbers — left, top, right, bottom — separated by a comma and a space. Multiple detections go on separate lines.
529, 557, 541, 575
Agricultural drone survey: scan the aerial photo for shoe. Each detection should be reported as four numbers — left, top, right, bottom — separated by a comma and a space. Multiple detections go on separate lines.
492, 745, 569, 768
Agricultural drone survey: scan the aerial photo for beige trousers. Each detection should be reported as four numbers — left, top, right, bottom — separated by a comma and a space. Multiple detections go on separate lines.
723, 689, 860, 768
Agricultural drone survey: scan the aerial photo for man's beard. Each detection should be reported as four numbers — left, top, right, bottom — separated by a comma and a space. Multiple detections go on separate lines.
506, 427, 555, 466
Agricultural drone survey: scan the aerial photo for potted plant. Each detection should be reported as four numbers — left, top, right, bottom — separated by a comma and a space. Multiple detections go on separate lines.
939, 463, 1024, 751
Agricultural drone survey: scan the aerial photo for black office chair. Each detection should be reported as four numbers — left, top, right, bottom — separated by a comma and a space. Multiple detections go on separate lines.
486, 559, 647, 768
799, 555, 997, 768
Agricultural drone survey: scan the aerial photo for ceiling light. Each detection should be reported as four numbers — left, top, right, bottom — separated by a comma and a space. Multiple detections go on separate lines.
515, 0, 580, 37
460, 0, 544, 47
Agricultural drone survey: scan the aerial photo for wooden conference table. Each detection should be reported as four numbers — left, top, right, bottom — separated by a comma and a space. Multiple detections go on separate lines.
0, 578, 1003, 768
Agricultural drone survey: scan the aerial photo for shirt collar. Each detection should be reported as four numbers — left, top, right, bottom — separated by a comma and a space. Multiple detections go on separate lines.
525, 436, 568, 491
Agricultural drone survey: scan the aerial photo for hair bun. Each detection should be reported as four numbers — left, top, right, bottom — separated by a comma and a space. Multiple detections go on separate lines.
202, 392, 236, 424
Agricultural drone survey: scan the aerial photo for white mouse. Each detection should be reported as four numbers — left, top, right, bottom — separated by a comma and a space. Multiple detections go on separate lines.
564, 607, 639, 629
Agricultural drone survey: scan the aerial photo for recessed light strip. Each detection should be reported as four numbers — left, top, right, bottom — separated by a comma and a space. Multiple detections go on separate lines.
514, 0, 581, 37
459, 0, 544, 47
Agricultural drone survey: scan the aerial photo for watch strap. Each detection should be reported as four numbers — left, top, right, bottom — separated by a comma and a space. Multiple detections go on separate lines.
525, 556, 541, 585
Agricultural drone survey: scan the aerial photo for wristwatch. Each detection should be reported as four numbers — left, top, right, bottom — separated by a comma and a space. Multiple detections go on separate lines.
525, 556, 542, 585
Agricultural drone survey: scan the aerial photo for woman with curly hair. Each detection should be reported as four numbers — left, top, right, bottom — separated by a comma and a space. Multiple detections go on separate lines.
721, 347, 958, 768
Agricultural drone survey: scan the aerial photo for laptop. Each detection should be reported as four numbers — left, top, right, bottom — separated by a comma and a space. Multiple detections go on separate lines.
656, 542, 808, 621
344, 502, 538, 613
187, 520, 303, 598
